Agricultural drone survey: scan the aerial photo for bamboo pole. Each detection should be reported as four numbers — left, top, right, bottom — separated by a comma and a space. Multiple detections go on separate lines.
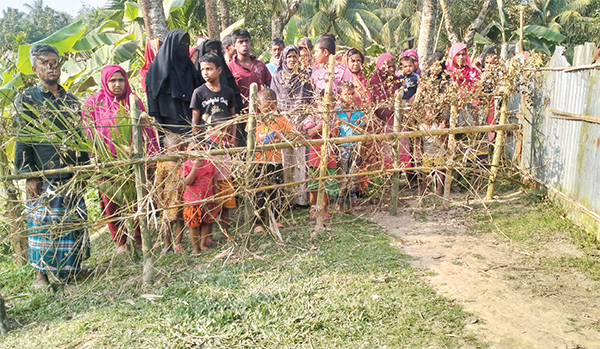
245, 83, 258, 233
486, 95, 510, 200
390, 91, 404, 216
0, 151, 27, 266
519, 7, 524, 53
315, 55, 336, 231
130, 95, 153, 285
443, 105, 459, 210
0, 296, 8, 335
0, 123, 521, 182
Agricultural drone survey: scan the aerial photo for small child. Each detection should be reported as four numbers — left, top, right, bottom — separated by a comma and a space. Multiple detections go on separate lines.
204, 110, 236, 240
154, 134, 185, 255
417, 108, 446, 196
181, 140, 219, 254
334, 81, 364, 213
399, 56, 419, 103
302, 95, 340, 219
251, 88, 295, 232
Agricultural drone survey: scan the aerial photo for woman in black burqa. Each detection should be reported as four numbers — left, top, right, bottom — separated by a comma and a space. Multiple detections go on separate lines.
146, 29, 201, 135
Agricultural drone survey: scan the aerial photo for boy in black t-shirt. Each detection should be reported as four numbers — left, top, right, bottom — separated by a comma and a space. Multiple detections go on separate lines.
190, 53, 236, 136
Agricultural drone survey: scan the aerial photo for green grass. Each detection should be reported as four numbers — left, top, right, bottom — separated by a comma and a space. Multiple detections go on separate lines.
468, 191, 600, 281
0, 211, 479, 348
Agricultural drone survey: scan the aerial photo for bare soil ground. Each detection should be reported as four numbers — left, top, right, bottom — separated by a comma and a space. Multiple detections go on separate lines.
367, 192, 600, 349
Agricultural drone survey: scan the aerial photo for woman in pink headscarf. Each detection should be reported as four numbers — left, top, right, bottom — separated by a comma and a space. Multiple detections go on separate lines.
446, 43, 480, 93
83, 65, 159, 254
365, 53, 412, 170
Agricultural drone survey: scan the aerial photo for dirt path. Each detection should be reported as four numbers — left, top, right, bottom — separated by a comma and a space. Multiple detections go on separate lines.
369, 202, 600, 349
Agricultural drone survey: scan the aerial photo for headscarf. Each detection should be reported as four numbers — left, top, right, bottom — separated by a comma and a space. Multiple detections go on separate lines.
370, 53, 401, 124
272, 45, 313, 112
145, 29, 200, 101
446, 43, 480, 90
83, 65, 159, 157
141, 38, 161, 92
402, 49, 422, 75
341, 47, 372, 108
194, 39, 243, 112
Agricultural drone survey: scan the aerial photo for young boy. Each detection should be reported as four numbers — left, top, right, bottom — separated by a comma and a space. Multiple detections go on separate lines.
310, 33, 353, 94
251, 88, 295, 232
182, 140, 219, 253
154, 134, 185, 255
399, 56, 419, 104
335, 81, 364, 213
190, 53, 236, 135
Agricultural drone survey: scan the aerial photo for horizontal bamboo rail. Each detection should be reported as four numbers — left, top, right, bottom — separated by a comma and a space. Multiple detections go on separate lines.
524, 63, 600, 72
1, 123, 521, 182
547, 108, 600, 125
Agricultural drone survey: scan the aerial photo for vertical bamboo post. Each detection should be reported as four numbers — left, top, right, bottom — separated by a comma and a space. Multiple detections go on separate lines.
130, 95, 153, 285
443, 105, 459, 210
244, 83, 258, 233
0, 150, 28, 266
389, 91, 403, 216
315, 55, 336, 231
486, 95, 509, 200
0, 296, 8, 335
519, 7, 524, 53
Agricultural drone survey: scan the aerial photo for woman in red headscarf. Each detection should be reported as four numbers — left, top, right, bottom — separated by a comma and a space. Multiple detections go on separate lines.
83, 65, 159, 254
341, 48, 373, 109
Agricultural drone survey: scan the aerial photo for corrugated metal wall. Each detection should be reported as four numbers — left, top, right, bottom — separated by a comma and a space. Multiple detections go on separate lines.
521, 43, 600, 235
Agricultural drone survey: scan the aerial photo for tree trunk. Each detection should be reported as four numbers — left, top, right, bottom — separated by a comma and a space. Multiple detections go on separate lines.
271, 0, 302, 40
139, 0, 168, 41
438, 0, 459, 44
219, 0, 231, 31
205, 0, 220, 39
417, 0, 437, 60
464, 0, 492, 47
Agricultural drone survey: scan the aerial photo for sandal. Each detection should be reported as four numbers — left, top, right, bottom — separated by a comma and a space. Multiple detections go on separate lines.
254, 225, 265, 234
160, 247, 171, 256
173, 245, 183, 254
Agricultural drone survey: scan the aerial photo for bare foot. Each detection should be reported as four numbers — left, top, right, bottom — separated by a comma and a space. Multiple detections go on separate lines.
35, 271, 50, 289
200, 246, 212, 252
115, 245, 128, 255
190, 249, 201, 255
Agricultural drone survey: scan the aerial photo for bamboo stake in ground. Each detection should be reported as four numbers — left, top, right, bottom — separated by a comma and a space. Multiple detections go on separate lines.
486, 95, 510, 200
130, 95, 154, 285
390, 90, 404, 216
443, 105, 459, 210
0, 296, 8, 335
245, 83, 258, 234
0, 150, 27, 265
315, 55, 336, 231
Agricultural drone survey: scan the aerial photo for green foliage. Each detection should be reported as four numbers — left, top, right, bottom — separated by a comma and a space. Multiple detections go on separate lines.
0, 214, 479, 348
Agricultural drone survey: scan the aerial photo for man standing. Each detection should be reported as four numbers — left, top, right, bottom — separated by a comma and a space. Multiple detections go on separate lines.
13, 44, 90, 288
265, 38, 285, 75
227, 28, 272, 145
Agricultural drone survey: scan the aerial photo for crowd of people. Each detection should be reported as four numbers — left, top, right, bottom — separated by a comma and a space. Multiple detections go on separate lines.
13, 28, 502, 288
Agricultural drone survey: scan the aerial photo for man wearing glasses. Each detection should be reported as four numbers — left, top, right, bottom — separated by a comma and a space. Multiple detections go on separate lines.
13, 44, 90, 289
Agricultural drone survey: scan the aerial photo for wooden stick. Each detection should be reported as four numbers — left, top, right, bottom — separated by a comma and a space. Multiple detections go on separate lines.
486, 95, 510, 200
245, 83, 258, 234
524, 63, 600, 72
315, 55, 336, 231
390, 91, 403, 216
0, 296, 8, 335
547, 108, 600, 125
0, 150, 27, 266
0, 124, 521, 182
130, 95, 154, 285
443, 105, 459, 210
